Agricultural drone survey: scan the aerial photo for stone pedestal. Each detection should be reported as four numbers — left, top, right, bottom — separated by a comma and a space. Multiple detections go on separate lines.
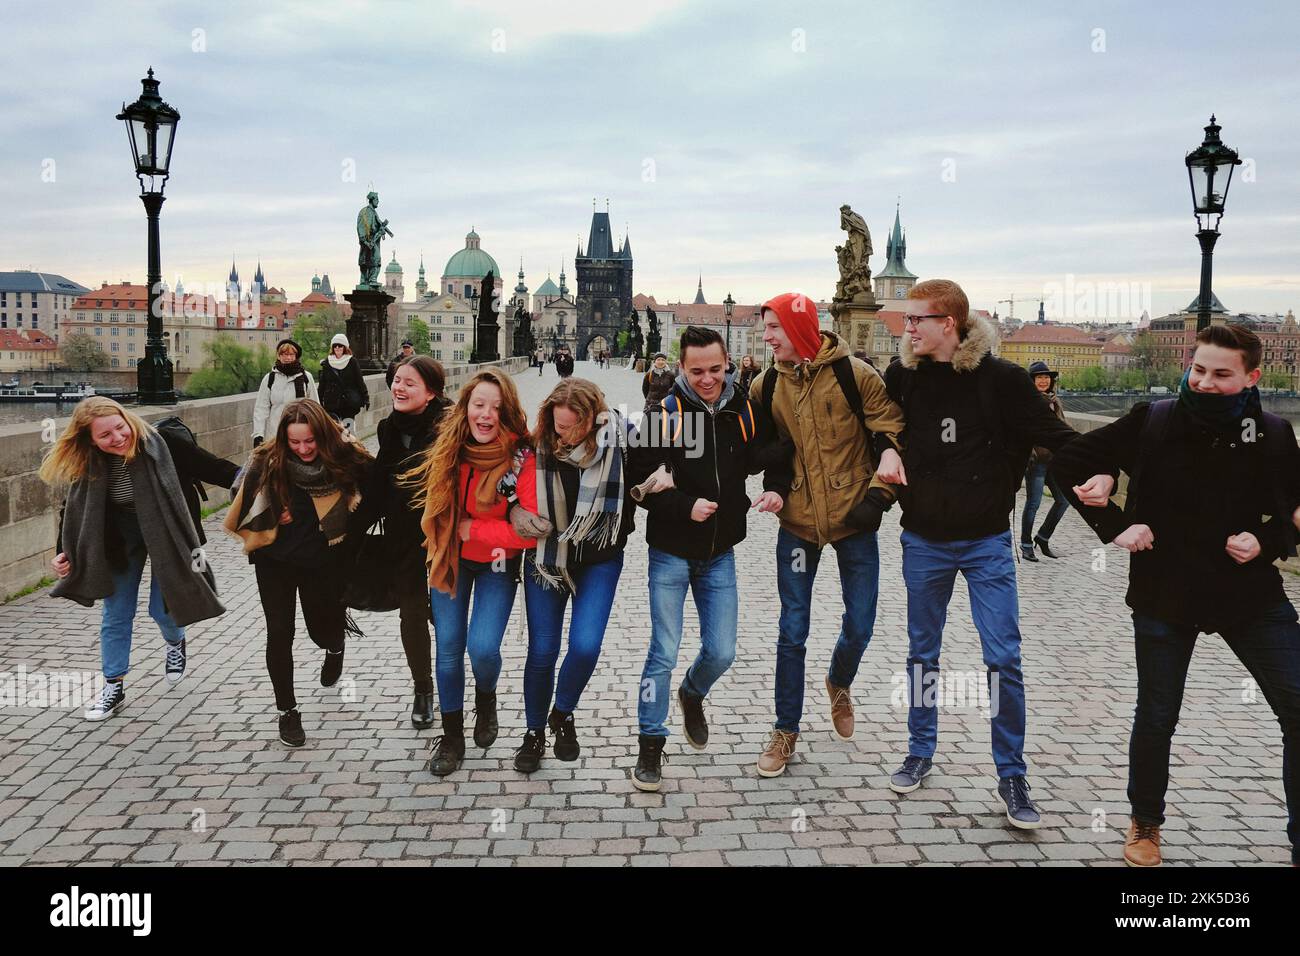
830, 295, 884, 359
343, 288, 394, 373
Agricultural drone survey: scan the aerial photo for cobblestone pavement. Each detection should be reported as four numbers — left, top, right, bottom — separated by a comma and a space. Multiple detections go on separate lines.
1, 361, 1295, 866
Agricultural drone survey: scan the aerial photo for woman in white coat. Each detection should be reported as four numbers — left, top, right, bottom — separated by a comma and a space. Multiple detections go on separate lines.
253, 339, 319, 447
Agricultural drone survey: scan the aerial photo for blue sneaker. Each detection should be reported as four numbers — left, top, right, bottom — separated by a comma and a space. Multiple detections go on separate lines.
889, 755, 932, 794
998, 774, 1041, 829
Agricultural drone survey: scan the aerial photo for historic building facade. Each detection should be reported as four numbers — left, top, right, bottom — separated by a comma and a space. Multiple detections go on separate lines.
574, 207, 634, 359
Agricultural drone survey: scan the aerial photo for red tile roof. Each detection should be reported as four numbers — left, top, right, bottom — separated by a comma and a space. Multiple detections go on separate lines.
1003, 324, 1103, 344
0, 329, 57, 350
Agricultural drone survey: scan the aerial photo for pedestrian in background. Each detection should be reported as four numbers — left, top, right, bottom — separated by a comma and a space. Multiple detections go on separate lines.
1019, 360, 1071, 561
254, 339, 318, 447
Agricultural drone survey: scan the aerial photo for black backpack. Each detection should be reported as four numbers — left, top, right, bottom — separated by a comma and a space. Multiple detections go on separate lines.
154, 415, 209, 502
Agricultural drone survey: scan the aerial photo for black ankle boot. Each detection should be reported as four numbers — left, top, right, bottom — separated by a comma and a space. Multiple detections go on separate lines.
632, 734, 668, 792
429, 710, 465, 776
473, 690, 498, 748
321, 647, 344, 687
548, 708, 580, 761
514, 728, 546, 774
411, 690, 435, 729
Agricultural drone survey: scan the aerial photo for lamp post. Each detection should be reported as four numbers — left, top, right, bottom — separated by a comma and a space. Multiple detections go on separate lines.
723, 292, 735, 357
1185, 115, 1241, 333
468, 288, 479, 362
117, 67, 179, 404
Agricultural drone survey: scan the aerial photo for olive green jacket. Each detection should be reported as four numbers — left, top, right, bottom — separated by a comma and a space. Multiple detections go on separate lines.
750, 332, 905, 546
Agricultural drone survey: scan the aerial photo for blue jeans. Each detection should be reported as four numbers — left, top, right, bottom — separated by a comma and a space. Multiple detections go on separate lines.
523, 554, 624, 729
1130, 603, 1300, 860
638, 547, 738, 737
429, 556, 519, 713
100, 509, 184, 679
1020, 460, 1069, 545
900, 529, 1027, 777
774, 527, 880, 732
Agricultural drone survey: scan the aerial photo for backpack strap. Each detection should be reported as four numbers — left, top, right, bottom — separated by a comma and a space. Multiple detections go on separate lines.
761, 365, 778, 422
1124, 399, 1177, 519
735, 398, 756, 442
659, 393, 683, 443
830, 356, 867, 434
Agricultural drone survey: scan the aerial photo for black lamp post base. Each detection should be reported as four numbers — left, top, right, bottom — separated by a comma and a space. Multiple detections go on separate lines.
136, 348, 176, 405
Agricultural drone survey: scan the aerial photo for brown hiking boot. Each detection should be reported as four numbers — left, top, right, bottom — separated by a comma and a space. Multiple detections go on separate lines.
756, 730, 798, 778
826, 676, 854, 741
1124, 818, 1162, 867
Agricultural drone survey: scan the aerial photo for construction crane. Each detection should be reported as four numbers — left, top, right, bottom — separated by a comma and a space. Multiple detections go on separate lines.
996, 294, 1039, 322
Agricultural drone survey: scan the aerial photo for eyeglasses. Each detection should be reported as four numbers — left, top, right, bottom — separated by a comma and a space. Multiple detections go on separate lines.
903, 314, 948, 328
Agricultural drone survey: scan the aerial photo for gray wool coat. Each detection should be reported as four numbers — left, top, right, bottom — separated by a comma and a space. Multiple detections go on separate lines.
51, 431, 226, 627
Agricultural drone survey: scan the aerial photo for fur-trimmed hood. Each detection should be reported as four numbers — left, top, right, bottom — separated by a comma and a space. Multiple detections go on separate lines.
900, 314, 998, 373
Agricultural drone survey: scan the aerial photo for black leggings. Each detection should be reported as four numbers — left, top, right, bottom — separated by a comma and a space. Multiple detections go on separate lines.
399, 585, 433, 694
255, 559, 346, 710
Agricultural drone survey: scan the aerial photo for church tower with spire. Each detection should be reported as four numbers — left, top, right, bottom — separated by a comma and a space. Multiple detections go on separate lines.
693, 273, 707, 305
415, 255, 428, 299
873, 205, 918, 302
226, 259, 240, 319
574, 200, 634, 359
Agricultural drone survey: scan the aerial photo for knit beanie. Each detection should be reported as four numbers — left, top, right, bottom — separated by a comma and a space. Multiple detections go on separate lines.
330, 333, 350, 349
276, 338, 303, 359
762, 292, 822, 361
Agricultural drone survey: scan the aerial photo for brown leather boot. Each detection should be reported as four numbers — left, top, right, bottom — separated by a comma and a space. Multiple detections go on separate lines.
757, 729, 798, 778
1124, 817, 1162, 867
826, 676, 854, 741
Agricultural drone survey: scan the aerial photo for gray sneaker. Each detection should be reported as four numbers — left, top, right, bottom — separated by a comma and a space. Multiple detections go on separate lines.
889, 754, 933, 794
998, 774, 1041, 830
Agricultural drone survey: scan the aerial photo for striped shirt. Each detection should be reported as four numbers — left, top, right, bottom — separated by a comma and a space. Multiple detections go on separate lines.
107, 455, 135, 510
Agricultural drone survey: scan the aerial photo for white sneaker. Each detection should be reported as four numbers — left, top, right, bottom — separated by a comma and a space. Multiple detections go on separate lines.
165, 639, 187, 684
85, 681, 126, 721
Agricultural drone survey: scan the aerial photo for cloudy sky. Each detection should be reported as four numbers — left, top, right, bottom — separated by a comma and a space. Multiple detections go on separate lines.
3, 0, 1298, 321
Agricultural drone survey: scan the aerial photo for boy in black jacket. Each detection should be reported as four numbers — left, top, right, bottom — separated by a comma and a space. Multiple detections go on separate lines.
626, 326, 789, 790
1051, 323, 1300, 867
882, 279, 1076, 830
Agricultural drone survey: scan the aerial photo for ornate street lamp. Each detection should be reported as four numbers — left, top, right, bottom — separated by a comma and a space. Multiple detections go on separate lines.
117, 67, 179, 404
468, 288, 479, 362
1185, 115, 1242, 333
723, 292, 735, 356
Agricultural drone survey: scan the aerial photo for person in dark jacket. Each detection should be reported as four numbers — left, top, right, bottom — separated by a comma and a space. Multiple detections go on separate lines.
509, 378, 638, 773
318, 333, 369, 426
42, 398, 235, 721
625, 325, 790, 791
882, 279, 1076, 830
225, 399, 372, 748
642, 352, 675, 411
385, 340, 415, 389
1050, 323, 1300, 868
554, 348, 575, 378
1019, 360, 1072, 561
355, 356, 451, 729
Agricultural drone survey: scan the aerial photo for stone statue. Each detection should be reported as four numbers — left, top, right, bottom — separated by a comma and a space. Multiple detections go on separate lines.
834, 204, 873, 302
356, 191, 394, 290
626, 312, 644, 359
645, 305, 661, 357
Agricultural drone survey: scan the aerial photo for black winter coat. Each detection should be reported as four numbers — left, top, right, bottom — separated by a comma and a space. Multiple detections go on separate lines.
318, 357, 369, 420
628, 381, 789, 561
354, 400, 451, 581
1049, 396, 1300, 631
883, 318, 1077, 542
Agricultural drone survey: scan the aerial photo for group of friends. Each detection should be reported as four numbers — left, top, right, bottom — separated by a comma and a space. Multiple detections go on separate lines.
38, 278, 1300, 867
